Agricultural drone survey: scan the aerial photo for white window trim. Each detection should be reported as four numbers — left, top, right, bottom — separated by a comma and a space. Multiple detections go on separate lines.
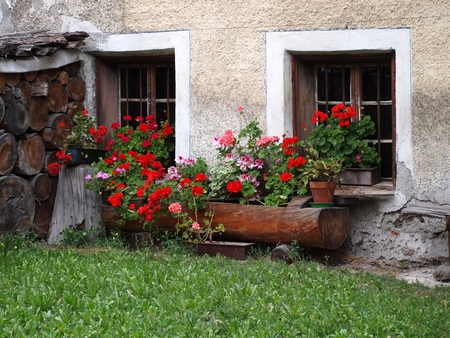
265, 28, 412, 172
84, 30, 191, 159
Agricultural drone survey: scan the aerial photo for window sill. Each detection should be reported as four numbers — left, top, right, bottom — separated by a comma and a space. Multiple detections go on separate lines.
335, 180, 395, 205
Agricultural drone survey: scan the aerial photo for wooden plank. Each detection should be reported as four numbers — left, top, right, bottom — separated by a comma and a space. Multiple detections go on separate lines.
335, 180, 395, 197
402, 204, 450, 219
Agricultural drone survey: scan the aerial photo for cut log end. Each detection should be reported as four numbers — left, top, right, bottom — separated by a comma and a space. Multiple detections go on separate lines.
0, 175, 35, 233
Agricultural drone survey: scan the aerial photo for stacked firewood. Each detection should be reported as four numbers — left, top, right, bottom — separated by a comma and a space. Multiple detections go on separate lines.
0, 61, 86, 237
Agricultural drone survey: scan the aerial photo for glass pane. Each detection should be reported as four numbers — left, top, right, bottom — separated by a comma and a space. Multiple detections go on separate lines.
156, 102, 169, 123
380, 142, 392, 179
120, 101, 127, 123
156, 102, 175, 125
362, 65, 391, 101
379, 66, 391, 101
362, 105, 378, 138
169, 102, 175, 125
126, 67, 142, 98
362, 67, 378, 101
121, 101, 142, 128
363, 105, 392, 140
120, 68, 127, 99
317, 104, 328, 114
380, 105, 392, 139
169, 67, 176, 99
155, 67, 168, 99
317, 67, 327, 101
317, 67, 350, 102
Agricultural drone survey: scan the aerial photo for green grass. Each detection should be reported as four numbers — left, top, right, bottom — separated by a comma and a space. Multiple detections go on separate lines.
0, 235, 449, 337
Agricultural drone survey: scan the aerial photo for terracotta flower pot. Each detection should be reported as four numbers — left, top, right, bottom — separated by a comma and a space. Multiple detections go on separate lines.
309, 181, 337, 203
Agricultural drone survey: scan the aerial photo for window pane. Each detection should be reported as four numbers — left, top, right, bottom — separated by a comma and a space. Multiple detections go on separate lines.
120, 66, 148, 99
155, 66, 168, 99
317, 104, 328, 114
362, 67, 378, 101
317, 67, 350, 102
127, 67, 143, 98
379, 66, 391, 101
380, 105, 392, 139
120, 101, 142, 127
120, 67, 126, 99
169, 67, 176, 99
363, 105, 392, 139
168, 102, 175, 125
362, 105, 378, 138
362, 65, 391, 101
156, 102, 169, 123
317, 68, 326, 101
380, 142, 392, 178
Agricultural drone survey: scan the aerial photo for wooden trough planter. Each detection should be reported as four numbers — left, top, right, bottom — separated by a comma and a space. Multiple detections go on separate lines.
102, 196, 350, 250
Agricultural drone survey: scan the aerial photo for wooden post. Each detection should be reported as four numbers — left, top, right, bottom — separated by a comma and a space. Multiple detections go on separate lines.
47, 165, 102, 245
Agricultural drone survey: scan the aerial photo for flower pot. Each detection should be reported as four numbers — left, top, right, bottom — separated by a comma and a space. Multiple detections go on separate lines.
67, 147, 107, 165
309, 181, 337, 203
339, 166, 381, 186
197, 241, 255, 260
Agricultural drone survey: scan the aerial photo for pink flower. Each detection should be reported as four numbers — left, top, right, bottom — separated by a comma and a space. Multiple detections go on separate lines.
356, 155, 361, 162
220, 130, 235, 147
256, 136, 280, 147
168, 202, 182, 214
238, 106, 245, 112
192, 222, 200, 230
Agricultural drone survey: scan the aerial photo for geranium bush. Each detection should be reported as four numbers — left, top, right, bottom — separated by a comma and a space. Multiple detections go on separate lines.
209, 107, 310, 207
165, 156, 225, 243
64, 110, 107, 149
306, 104, 380, 169
86, 115, 175, 230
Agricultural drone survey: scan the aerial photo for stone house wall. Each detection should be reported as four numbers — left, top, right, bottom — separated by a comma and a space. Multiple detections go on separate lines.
1, 0, 449, 263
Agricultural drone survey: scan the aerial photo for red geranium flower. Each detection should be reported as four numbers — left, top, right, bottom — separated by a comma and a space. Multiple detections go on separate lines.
194, 173, 207, 182
287, 156, 307, 169
179, 177, 192, 188
191, 185, 204, 197
48, 162, 62, 176
280, 172, 293, 182
227, 180, 243, 194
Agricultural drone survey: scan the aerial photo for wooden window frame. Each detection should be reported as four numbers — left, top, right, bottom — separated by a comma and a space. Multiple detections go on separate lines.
95, 55, 175, 142
293, 52, 396, 185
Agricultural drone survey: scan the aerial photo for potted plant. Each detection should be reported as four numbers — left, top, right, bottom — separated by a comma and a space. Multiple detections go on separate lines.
305, 104, 381, 185
298, 149, 344, 205
62, 110, 108, 165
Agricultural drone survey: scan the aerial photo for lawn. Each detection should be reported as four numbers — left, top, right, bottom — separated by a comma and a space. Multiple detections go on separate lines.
1, 234, 449, 337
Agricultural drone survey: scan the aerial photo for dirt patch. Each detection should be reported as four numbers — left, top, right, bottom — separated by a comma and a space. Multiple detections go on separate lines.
320, 252, 450, 288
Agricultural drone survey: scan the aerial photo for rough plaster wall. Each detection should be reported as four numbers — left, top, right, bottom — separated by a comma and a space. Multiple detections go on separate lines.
2, 0, 450, 263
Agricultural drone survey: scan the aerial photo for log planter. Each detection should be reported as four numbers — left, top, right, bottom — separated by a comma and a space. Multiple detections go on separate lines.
102, 196, 350, 250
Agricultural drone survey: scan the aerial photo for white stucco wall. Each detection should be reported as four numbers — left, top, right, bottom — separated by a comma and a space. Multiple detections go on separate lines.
1, 0, 449, 263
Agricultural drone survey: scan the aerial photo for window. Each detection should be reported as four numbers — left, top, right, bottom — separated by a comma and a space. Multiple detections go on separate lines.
266, 28, 412, 192
293, 53, 395, 180
95, 56, 176, 162
118, 62, 175, 128
88, 30, 190, 158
